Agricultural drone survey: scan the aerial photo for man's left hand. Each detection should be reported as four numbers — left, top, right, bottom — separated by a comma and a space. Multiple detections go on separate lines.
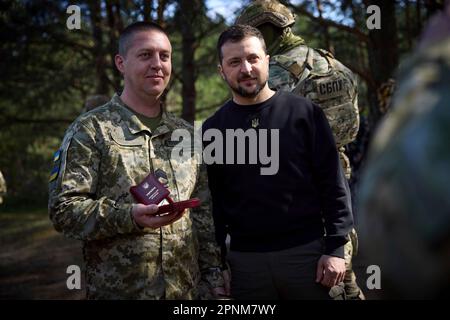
315, 255, 346, 288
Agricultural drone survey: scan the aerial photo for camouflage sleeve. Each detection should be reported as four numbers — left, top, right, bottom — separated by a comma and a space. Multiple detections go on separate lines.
0, 171, 6, 195
190, 162, 224, 289
268, 63, 298, 92
48, 121, 140, 241
311, 105, 353, 258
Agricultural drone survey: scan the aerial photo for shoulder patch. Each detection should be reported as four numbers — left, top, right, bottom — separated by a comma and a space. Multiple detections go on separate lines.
271, 55, 303, 77
49, 149, 62, 182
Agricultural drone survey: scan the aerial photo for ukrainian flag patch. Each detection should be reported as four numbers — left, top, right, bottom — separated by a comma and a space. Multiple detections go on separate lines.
49, 149, 61, 182
53, 149, 61, 162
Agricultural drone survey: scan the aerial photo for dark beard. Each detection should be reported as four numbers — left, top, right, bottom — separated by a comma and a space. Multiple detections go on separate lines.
229, 79, 267, 98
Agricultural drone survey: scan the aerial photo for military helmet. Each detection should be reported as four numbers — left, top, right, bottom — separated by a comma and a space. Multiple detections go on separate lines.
236, 0, 296, 29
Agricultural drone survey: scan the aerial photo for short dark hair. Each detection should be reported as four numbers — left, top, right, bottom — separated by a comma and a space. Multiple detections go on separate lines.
217, 24, 267, 64
118, 21, 168, 57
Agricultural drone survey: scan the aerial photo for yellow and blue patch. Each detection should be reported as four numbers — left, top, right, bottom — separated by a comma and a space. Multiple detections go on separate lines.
53, 149, 61, 162
49, 149, 61, 182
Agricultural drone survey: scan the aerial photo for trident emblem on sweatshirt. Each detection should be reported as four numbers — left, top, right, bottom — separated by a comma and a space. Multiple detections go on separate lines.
251, 118, 259, 128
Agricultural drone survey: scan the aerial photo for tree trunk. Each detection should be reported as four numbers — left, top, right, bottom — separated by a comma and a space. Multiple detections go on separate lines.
89, 0, 109, 95
405, 0, 412, 50
178, 0, 199, 123
315, 0, 333, 54
114, 1, 124, 32
157, 0, 168, 26
366, 0, 399, 128
105, 1, 121, 92
143, 0, 151, 20
351, 3, 366, 78
416, 0, 422, 39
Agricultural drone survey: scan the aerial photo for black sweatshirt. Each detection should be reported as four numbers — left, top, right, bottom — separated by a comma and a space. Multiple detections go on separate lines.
202, 91, 353, 260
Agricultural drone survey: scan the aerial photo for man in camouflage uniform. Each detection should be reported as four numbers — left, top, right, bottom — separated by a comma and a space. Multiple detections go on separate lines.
236, 0, 363, 299
49, 22, 225, 299
358, 5, 450, 299
0, 170, 6, 205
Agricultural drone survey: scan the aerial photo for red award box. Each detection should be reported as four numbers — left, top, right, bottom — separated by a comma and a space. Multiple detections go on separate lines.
130, 172, 201, 214
129, 173, 170, 205
157, 198, 201, 214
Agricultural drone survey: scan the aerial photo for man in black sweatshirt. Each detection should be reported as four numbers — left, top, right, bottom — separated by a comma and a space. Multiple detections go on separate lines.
203, 25, 353, 299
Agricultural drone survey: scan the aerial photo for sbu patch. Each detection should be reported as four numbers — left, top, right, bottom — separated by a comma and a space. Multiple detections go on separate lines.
270, 45, 359, 147
293, 49, 359, 147
316, 78, 345, 99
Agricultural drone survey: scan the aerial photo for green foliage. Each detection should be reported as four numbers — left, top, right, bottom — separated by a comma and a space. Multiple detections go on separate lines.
0, 0, 441, 206
0, 1, 93, 205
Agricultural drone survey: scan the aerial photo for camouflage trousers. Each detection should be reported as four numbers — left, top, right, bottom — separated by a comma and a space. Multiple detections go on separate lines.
339, 148, 352, 179
338, 150, 365, 299
342, 228, 365, 300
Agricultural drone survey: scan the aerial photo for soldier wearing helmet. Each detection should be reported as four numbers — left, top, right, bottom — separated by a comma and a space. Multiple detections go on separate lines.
237, 0, 364, 300
358, 4, 450, 299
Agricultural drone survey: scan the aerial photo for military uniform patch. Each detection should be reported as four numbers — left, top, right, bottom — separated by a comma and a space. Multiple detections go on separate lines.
316, 78, 345, 99
53, 149, 61, 162
49, 149, 61, 182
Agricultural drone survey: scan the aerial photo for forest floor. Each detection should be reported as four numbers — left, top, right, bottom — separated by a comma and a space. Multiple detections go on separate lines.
0, 206, 378, 300
0, 207, 85, 299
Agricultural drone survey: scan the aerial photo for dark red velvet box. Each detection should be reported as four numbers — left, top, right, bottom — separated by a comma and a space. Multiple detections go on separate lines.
129, 173, 170, 205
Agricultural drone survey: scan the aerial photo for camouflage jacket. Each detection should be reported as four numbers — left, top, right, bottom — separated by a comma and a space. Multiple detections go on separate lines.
357, 32, 450, 298
0, 171, 6, 204
49, 94, 223, 299
269, 44, 359, 178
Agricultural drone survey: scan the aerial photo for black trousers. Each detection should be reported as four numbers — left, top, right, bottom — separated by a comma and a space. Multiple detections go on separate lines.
228, 239, 333, 300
